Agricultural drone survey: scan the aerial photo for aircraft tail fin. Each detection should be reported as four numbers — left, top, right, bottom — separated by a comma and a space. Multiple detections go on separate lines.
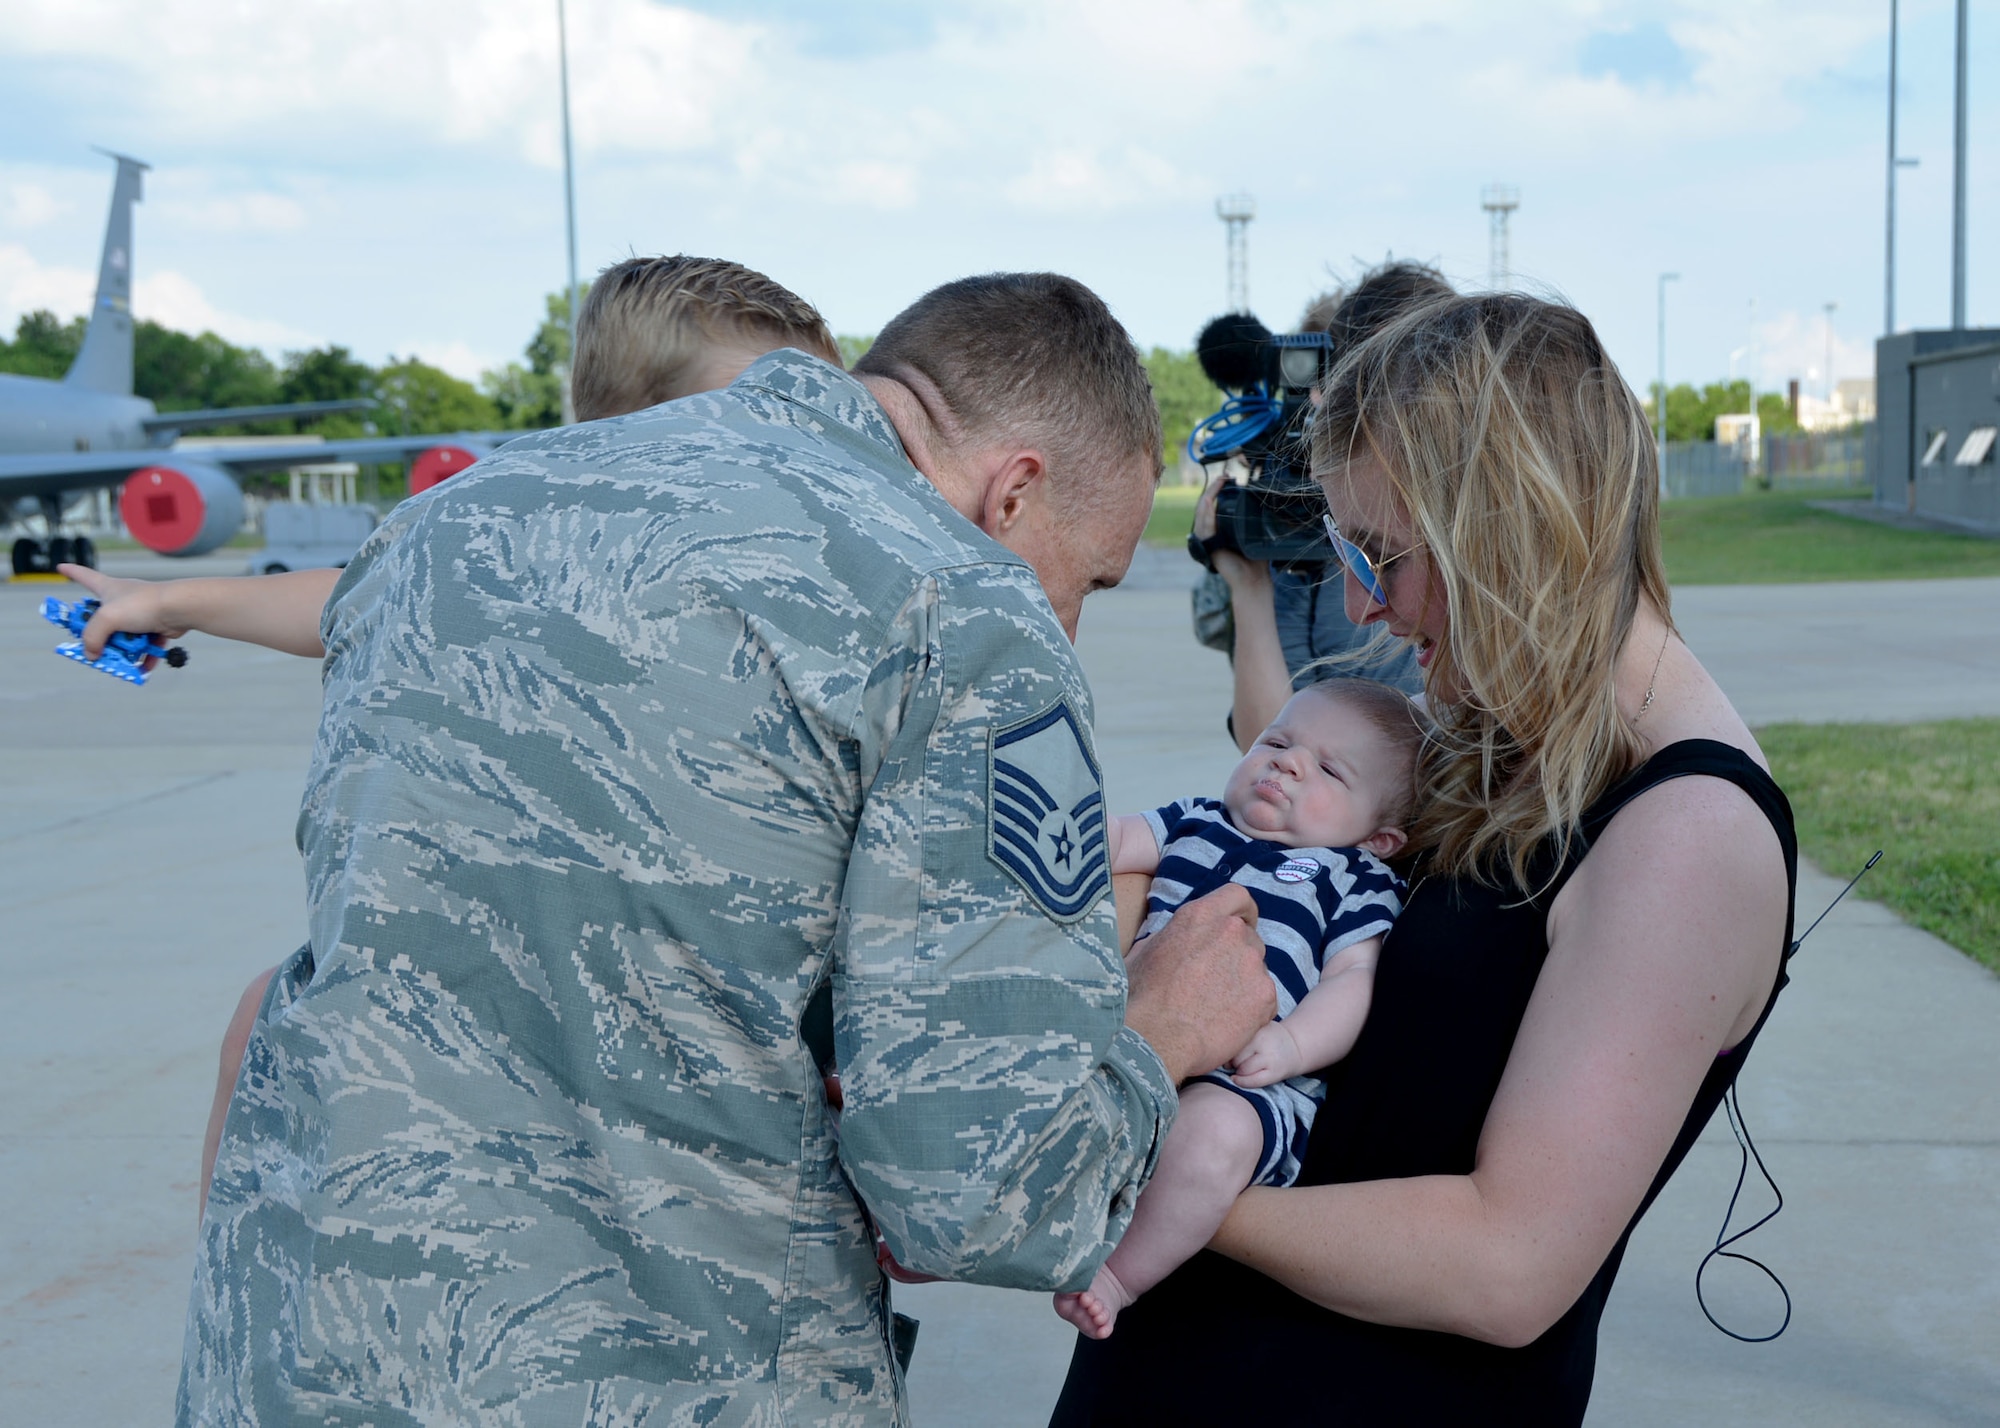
64, 150, 151, 397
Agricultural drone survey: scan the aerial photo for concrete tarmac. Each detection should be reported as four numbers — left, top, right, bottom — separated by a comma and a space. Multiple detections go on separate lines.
2, 553, 1996, 1425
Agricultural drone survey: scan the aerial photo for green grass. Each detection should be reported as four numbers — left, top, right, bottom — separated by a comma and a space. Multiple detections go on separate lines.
90, 531, 262, 551
1759, 719, 2000, 972
1143, 484, 1203, 548
1151, 485, 2000, 583
1662, 487, 2000, 585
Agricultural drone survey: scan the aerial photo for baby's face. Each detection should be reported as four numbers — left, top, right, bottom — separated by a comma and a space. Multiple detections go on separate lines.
1221, 690, 1407, 852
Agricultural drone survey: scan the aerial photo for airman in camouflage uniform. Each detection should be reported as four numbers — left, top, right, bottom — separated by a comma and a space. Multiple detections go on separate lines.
180, 300, 1270, 1427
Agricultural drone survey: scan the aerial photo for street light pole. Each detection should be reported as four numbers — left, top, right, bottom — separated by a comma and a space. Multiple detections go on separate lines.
1746, 296, 1758, 415
1746, 296, 1761, 474
1883, 1, 1922, 333
1951, 0, 1969, 329
1656, 271, 1679, 497
1887, 0, 1901, 333
558, 0, 581, 425
1823, 301, 1839, 407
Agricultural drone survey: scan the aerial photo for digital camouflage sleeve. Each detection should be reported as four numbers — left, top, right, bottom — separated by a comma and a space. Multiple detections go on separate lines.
178, 350, 1176, 1427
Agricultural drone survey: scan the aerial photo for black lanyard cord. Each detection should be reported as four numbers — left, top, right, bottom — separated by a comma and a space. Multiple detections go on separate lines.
1693, 849, 1881, 1343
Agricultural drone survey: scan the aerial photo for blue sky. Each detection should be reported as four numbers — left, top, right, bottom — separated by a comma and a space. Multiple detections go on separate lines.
0, 0, 1991, 403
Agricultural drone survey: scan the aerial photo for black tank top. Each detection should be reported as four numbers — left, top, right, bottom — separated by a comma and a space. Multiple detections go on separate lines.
1050, 740, 1798, 1428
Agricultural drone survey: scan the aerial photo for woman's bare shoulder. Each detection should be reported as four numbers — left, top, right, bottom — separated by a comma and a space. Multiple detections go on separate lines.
1552, 751, 1789, 1044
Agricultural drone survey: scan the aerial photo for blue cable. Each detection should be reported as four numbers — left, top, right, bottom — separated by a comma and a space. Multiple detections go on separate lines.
1186, 386, 1280, 463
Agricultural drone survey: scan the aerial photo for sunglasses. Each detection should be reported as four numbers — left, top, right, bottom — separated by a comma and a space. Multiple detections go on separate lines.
1320, 514, 1420, 606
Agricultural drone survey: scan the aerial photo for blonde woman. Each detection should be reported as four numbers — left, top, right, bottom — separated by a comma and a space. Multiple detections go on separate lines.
1053, 294, 1797, 1426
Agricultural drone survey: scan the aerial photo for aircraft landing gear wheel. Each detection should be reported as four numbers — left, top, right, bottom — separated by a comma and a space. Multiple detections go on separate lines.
45, 536, 74, 568
68, 535, 97, 569
11, 538, 40, 577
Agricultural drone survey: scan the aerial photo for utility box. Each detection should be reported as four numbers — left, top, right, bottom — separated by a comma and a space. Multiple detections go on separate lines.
250, 502, 377, 574
1873, 328, 2000, 533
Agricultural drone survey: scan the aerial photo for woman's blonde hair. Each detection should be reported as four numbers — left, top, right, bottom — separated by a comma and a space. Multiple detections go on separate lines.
1314, 293, 1672, 892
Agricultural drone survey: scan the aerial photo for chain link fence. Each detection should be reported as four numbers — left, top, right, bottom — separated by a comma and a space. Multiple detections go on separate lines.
1765, 429, 1870, 489
1661, 440, 1748, 498
1661, 423, 1873, 499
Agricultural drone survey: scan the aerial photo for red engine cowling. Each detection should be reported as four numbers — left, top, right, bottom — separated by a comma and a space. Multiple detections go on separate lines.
118, 462, 246, 557
410, 443, 485, 494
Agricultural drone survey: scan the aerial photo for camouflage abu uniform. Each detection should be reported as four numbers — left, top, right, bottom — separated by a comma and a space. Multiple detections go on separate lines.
180, 350, 1177, 1426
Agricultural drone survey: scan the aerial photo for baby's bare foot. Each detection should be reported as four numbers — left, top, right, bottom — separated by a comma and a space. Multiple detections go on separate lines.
1053, 1288, 1115, 1339
1053, 1265, 1134, 1340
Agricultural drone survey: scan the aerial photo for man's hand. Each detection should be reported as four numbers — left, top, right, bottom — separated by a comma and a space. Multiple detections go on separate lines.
1123, 884, 1275, 1084
59, 564, 188, 658
1228, 1021, 1300, 1088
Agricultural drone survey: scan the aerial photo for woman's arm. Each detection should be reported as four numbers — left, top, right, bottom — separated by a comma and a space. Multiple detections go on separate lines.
60, 564, 338, 659
1216, 557, 1288, 752
1193, 478, 1290, 752
1210, 775, 1789, 1346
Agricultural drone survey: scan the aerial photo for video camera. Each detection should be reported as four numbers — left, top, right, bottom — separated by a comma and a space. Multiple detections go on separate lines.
1184, 312, 1337, 569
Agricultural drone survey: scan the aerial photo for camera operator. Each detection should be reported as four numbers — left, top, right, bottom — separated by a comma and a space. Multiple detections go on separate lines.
1192, 263, 1453, 750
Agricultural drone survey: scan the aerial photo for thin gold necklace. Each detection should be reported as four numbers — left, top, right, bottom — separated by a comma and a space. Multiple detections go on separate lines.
1634, 628, 1670, 722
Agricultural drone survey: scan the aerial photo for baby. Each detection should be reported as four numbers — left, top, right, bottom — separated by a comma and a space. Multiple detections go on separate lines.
1055, 677, 1424, 1339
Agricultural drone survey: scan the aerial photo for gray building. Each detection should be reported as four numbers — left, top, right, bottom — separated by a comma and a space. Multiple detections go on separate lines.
1873, 327, 2000, 533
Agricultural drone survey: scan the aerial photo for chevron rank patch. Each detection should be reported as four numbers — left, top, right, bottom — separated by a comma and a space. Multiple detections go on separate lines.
988, 699, 1109, 924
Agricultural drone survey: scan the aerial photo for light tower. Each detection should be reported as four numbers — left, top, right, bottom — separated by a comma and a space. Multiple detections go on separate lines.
1481, 183, 1520, 290
1216, 193, 1255, 313
557, 0, 581, 425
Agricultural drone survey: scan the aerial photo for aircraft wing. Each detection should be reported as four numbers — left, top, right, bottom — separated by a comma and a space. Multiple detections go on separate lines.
139, 398, 376, 436
0, 433, 516, 501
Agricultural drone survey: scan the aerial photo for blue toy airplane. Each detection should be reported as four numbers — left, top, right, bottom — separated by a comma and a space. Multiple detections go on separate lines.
42, 595, 187, 685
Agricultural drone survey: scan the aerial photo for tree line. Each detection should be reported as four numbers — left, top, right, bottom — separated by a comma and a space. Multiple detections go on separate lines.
0, 298, 582, 438
0, 296, 1226, 468
1645, 379, 1810, 443
7, 294, 1852, 460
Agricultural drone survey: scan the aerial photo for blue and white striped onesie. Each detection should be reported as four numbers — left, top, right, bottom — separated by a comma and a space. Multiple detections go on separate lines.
1139, 797, 1404, 1188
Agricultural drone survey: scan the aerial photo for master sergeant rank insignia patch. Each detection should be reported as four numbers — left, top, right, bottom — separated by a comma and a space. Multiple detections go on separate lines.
988, 699, 1109, 924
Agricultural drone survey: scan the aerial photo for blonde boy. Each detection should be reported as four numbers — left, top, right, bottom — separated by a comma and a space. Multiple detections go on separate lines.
61, 255, 841, 1212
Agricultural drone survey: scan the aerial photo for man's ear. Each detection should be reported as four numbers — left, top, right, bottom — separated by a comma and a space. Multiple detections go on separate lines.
1360, 825, 1407, 860
975, 449, 1049, 539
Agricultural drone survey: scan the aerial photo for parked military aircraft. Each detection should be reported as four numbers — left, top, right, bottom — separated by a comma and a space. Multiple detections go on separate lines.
0, 152, 498, 575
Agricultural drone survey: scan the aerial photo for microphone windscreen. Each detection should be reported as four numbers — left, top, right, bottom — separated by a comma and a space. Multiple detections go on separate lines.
1194, 313, 1272, 391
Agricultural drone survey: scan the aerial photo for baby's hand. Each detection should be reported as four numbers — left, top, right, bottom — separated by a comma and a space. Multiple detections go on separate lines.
1229, 1021, 1302, 1088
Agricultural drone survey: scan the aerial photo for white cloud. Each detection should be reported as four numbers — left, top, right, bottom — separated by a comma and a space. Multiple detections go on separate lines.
3, 0, 760, 170
133, 269, 318, 349
825, 160, 920, 210
399, 338, 501, 383
1004, 146, 1191, 213
2, 183, 65, 230
0, 243, 92, 322
0, 241, 316, 352
1754, 308, 1877, 391
0, 0, 1896, 224
1, 0, 1951, 384
156, 192, 308, 234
